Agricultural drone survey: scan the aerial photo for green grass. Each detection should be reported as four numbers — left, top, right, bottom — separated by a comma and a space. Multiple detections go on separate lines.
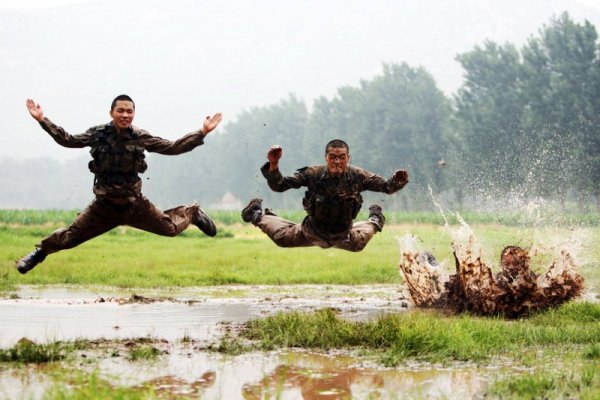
485, 364, 600, 399
1, 209, 599, 226
240, 302, 600, 365
127, 345, 161, 361
1, 209, 599, 289
0, 338, 69, 363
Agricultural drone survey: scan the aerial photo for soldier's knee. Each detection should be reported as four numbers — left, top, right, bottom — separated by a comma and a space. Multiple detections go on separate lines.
164, 226, 179, 237
272, 237, 293, 248
349, 243, 367, 252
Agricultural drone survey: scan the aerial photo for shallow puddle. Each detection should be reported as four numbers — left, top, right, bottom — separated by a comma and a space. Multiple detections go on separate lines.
0, 347, 493, 399
0, 285, 586, 399
0, 285, 408, 347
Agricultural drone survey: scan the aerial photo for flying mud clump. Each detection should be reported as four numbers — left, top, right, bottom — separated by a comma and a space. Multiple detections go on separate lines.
398, 222, 584, 318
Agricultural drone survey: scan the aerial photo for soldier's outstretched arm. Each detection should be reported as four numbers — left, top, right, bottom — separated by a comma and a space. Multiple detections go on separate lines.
25, 98, 92, 148
143, 111, 223, 155
361, 168, 409, 194
260, 145, 309, 192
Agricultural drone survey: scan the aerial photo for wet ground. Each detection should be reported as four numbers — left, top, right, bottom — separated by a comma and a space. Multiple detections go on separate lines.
0, 285, 595, 399
1, 285, 409, 347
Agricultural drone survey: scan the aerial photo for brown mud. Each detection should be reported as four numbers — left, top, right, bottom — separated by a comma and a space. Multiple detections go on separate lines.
399, 221, 585, 317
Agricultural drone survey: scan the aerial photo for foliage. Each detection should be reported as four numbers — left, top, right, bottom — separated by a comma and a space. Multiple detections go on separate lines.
454, 13, 600, 206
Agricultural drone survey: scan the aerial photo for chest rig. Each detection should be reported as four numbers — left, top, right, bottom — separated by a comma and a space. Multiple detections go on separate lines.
302, 166, 363, 233
88, 124, 147, 185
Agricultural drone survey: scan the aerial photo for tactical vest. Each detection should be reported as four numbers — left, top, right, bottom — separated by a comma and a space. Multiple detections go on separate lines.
88, 124, 147, 185
302, 166, 363, 233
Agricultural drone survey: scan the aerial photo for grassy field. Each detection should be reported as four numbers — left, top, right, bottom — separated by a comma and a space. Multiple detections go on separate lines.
1, 209, 599, 399
1, 210, 599, 290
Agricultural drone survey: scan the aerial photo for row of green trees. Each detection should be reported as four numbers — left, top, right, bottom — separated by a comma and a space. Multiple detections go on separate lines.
148, 12, 598, 211
3, 13, 598, 212
453, 12, 600, 206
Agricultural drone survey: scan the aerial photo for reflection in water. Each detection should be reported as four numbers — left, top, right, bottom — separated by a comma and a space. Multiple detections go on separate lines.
1, 349, 490, 399
241, 351, 485, 399
135, 371, 216, 397
242, 364, 381, 399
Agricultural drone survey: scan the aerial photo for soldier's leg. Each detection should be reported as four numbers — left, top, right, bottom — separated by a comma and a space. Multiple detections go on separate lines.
40, 199, 121, 254
126, 197, 215, 237
331, 221, 380, 252
17, 199, 123, 273
255, 215, 313, 248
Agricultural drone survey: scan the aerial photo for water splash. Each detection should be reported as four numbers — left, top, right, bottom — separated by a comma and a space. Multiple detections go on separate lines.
399, 217, 585, 318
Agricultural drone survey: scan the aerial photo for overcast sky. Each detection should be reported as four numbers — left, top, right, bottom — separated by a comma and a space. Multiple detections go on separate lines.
1, 0, 599, 161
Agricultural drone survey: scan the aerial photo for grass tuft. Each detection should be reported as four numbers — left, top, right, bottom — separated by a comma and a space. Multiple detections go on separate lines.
127, 345, 161, 361
0, 338, 67, 363
242, 303, 600, 365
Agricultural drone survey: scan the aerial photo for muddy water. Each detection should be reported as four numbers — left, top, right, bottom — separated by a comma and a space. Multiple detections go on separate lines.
0, 285, 500, 399
0, 285, 408, 347
1, 348, 493, 399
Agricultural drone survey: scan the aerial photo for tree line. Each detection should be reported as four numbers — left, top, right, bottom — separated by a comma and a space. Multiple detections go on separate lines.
3, 13, 599, 212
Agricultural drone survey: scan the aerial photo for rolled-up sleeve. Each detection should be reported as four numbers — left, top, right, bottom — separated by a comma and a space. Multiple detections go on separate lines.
39, 118, 93, 148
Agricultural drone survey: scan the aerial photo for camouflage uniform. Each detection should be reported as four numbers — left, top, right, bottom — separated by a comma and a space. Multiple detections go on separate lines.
36, 118, 207, 255
256, 163, 407, 252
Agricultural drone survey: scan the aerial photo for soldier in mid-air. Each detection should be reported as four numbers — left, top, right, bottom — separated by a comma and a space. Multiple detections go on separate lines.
16, 95, 222, 274
242, 139, 409, 251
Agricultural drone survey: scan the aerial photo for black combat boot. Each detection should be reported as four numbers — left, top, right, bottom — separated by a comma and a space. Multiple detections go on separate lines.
368, 204, 385, 231
241, 198, 263, 224
195, 207, 217, 237
16, 248, 47, 274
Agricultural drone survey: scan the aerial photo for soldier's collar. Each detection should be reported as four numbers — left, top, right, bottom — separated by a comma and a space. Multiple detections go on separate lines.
107, 122, 135, 138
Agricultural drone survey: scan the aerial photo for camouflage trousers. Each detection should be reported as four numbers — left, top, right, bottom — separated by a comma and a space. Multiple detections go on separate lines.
38, 196, 199, 255
255, 215, 379, 252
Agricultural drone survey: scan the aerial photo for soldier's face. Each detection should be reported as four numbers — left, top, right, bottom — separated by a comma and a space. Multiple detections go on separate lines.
325, 146, 349, 176
110, 100, 135, 131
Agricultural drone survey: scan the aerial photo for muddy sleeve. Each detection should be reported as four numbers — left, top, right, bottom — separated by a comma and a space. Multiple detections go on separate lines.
38, 117, 94, 148
141, 129, 206, 155
360, 168, 406, 194
260, 162, 308, 192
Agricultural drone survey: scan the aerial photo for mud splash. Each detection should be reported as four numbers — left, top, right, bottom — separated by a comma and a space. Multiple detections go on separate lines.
399, 219, 585, 317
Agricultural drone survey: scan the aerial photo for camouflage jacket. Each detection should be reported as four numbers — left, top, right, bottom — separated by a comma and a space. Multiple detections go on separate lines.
261, 163, 407, 233
39, 118, 206, 200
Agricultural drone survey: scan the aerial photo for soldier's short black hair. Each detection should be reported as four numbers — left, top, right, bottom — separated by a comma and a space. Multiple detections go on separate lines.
325, 139, 349, 154
111, 94, 135, 111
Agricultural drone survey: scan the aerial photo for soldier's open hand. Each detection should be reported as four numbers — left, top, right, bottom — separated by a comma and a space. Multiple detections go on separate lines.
202, 112, 223, 135
26, 99, 44, 122
392, 169, 409, 185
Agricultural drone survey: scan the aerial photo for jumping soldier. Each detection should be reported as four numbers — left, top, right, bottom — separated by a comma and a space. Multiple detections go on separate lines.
241, 140, 409, 251
16, 95, 222, 274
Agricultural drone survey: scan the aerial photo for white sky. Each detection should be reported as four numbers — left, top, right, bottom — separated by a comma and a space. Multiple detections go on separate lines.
1, 0, 600, 161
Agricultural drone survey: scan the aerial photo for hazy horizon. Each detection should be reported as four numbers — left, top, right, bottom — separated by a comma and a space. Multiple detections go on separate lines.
2, 0, 600, 162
